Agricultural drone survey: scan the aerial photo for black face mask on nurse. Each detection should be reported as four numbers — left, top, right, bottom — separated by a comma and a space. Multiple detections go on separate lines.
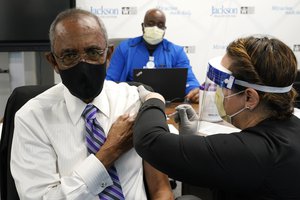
59, 61, 106, 100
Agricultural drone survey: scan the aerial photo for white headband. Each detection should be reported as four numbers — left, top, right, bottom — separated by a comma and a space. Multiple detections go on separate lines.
234, 79, 293, 93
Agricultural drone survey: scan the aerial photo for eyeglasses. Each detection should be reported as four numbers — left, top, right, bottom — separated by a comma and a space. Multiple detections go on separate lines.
52, 47, 108, 70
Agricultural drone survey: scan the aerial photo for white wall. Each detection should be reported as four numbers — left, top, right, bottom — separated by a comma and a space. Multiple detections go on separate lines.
1, 0, 300, 116
0, 52, 37, 117
77, 0, 300, 83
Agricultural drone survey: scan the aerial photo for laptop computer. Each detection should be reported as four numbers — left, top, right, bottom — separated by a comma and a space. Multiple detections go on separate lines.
133, 68, 188, 102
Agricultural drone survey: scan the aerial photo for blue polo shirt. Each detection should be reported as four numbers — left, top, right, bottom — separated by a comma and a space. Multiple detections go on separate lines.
106, 36, 200, 94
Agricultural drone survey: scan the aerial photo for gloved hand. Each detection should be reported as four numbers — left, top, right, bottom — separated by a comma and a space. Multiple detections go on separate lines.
174, 104, 199, 135
137, 85, 165, 103
137, 85, 152, 103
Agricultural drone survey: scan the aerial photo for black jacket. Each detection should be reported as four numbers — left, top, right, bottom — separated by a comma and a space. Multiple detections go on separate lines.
133, 99, 300, 200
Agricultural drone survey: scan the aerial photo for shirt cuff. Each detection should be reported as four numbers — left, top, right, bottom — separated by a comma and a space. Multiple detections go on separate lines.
75, 154, 113, 195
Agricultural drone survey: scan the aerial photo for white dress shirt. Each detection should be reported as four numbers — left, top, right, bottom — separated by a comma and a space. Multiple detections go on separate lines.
11, 81, 146, 200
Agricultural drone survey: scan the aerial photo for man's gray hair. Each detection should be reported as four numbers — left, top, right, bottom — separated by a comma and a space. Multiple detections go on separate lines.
49, 8, 108, 52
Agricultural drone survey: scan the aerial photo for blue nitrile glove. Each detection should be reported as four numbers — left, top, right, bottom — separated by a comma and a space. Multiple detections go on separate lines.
174, 104, 199, 135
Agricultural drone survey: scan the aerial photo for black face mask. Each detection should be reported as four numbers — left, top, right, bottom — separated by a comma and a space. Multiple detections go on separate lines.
59, 62, 106, 100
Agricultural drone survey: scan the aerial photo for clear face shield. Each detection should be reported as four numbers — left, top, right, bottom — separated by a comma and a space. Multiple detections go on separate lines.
199, 56, 233, 122
199, 56, 293, 124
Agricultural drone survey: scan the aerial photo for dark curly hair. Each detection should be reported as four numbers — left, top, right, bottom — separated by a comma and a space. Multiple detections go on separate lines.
226, 35, 298, 119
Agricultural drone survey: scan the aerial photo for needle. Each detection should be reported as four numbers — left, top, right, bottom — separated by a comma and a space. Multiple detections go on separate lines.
167, 111, 178, 118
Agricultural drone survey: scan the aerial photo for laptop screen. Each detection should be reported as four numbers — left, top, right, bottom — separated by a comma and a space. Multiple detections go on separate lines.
133, 68, 187, 102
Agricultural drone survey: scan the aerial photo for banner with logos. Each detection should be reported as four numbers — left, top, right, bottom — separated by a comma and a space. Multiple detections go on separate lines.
76, 0, 300, 82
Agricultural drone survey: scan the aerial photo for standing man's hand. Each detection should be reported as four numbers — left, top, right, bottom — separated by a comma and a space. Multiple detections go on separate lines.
185, 88, 200, 103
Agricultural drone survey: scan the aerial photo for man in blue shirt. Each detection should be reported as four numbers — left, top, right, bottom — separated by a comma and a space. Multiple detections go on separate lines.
106, 8, 200, 103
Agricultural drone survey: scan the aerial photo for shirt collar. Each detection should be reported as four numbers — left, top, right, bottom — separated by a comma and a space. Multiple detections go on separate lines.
64, 81, 110, 125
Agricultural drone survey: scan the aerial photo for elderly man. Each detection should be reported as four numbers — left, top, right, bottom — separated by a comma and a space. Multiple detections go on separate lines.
10, 8, 173, 200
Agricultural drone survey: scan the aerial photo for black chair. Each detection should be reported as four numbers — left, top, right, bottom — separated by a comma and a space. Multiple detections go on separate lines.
107, 38, 127, 68
108, 37, 127, 49
0, 85, 52, 200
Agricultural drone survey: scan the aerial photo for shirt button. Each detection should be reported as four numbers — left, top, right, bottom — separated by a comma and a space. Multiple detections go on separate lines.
101, 182, 107, 188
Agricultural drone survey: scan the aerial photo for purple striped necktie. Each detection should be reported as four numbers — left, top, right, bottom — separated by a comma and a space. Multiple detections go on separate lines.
82, 104, 125, 200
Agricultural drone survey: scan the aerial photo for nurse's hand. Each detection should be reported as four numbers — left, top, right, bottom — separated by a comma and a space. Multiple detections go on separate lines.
174, 104, 199, 135
137, 85, 165, 103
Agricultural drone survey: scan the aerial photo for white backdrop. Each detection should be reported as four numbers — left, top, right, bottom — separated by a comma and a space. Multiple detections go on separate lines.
76, 0, 300, 83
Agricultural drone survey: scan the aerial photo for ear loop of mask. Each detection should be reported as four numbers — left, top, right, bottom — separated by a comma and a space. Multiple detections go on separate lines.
215, 88, 247, 123
224, 90, 248, 123
224, 90, 245, 99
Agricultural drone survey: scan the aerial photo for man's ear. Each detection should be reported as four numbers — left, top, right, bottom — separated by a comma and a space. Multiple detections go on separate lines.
45, 52, 60, 74
245, 88, 260, 111
105, 45, 114, 68
107, 45, 114, 61
141, 23, 145, 33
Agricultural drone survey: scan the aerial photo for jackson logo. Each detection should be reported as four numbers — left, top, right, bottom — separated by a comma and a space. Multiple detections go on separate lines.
240, 6, 255, 14
211, 5, 238, 17
184, 46, 196, 54
90, 6, 119, 17
122, 7, 137, 15
293, 44, 300, 52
